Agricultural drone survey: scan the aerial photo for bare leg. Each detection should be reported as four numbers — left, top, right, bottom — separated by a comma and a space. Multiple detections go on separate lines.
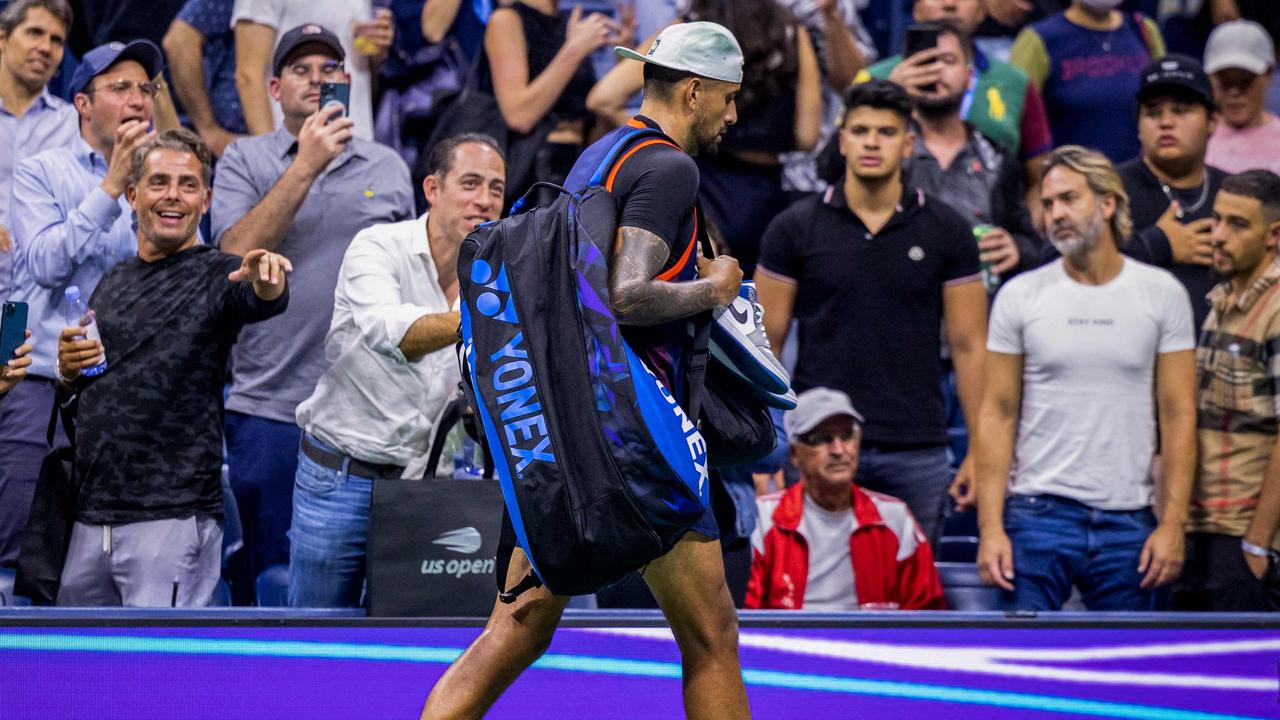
420, 548, 570, 719
643, 532, 751, 720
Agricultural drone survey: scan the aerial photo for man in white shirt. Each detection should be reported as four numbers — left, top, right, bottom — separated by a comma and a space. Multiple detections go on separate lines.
975, 145, 1198, 611
746, 387, 945, 611
231, 0, 392, 140
287, 133, 505, 607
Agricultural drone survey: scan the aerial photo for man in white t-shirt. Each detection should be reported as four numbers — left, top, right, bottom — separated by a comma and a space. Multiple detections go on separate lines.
746, 387, 945, 611
975, 145, 1198, 611
231, 0, 391, 139
1204, 20, 1280, 176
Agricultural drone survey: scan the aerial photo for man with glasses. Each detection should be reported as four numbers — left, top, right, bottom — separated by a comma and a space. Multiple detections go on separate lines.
1, 38, 164, 572
210, 23, 413, 604
746, 387, 946, 611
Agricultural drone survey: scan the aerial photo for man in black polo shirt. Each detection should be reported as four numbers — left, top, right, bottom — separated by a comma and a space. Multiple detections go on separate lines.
54, 128, 289, 607
757, 80, 988, 548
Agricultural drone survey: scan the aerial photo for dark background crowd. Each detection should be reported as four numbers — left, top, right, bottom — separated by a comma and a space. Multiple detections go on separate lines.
1, 0, 1279, 614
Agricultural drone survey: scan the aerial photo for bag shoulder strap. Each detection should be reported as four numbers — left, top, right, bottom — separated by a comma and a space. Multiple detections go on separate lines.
589, 121, 675, 190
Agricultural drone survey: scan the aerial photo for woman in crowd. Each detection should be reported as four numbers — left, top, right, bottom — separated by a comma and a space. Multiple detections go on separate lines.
1011, 0, 1165, 162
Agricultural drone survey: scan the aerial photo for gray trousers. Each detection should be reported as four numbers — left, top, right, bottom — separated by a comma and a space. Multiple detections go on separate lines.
56, 516, 222, 607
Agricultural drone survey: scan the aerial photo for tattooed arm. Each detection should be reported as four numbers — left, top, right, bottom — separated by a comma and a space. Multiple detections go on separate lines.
608, 226, 742, 326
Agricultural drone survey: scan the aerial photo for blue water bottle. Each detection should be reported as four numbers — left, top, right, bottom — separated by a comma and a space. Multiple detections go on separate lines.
64, 285, 107, 377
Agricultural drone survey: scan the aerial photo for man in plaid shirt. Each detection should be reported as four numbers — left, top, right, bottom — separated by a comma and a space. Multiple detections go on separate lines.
1177, 170, 1280, 612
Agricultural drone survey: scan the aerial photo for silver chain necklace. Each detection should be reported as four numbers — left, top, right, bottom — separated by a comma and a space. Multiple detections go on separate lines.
1159, 178, 1210, 219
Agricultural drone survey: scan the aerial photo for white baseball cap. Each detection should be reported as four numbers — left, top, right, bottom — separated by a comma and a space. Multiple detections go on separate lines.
1204, 20, 1276, 75
784, 388, 865, 445
614, 21, 744, 84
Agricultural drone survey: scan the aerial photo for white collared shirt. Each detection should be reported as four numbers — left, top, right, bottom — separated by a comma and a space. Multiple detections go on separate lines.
296, 214, 460, 477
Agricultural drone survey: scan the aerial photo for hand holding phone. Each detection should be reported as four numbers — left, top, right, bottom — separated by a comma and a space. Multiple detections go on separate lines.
318, 82, 350, 120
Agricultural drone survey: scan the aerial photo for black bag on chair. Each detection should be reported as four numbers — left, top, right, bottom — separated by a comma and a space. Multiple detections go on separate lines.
14, 391, 78, 605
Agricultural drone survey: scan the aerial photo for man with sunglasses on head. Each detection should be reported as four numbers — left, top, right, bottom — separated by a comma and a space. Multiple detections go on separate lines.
1, 37, 163, 574
210, 23, 413, 604
746, 387, 946, 611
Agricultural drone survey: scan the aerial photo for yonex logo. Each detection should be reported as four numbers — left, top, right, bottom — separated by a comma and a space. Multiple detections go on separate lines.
471, 259, 518, 324
490, 331, 556, 474
432, 527, 483, 554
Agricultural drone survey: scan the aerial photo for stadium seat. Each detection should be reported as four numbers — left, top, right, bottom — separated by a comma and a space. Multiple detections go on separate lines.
936, 561, 1001, 611
936, 535, 980, 563
255, 564, 290, 607
210, 578, 232, 607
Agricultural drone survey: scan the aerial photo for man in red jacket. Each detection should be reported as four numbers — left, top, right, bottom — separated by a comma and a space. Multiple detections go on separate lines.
746, 388, 946, 610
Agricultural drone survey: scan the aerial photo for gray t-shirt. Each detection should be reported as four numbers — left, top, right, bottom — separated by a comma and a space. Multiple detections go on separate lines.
211, 128, 414, 423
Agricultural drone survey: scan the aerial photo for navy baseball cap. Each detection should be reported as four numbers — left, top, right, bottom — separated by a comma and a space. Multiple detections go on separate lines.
69, 39, 164, 96
271, 24, 345, 77
1138, 54, 1216, 110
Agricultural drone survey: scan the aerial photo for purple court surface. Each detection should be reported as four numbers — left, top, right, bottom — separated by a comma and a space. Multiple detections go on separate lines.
3, 612, 1278, 719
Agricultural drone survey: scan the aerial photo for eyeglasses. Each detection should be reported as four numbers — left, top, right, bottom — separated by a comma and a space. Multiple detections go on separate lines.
797, 429, 860, 447
87, 79, 160, 100
286, 60, 345, 79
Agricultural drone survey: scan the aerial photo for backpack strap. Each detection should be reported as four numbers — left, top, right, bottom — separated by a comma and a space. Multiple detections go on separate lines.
496, 508, 544, 603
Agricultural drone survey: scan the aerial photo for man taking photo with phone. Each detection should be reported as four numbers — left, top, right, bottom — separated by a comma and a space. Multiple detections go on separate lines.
210, 22, 414, 604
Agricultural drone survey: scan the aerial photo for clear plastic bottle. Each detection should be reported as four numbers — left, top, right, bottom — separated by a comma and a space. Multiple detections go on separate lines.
64, 285, 107, 377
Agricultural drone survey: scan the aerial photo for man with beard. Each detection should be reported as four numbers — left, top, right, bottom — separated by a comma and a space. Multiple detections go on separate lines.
975, 145, 1197, 611
421, 22, 749, 720
902, 22, 1040, 287
1176, 170, 1280, 612
54, 129, 290, 607
758, 80, 988, 550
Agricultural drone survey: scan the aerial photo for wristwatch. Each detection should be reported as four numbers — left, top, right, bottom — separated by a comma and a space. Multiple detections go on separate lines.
1241, 539, 1271, 558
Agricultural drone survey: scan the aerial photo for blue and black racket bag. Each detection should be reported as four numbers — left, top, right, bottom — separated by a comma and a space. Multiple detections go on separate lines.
457, 126, 714, 599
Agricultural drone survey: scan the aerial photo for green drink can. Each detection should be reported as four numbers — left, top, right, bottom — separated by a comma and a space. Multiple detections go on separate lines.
973, 223, 1000, 293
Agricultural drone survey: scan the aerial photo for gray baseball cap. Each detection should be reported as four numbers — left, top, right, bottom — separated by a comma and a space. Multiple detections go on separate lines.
784, 388, 865, 445
1204, 20, 1276, 75
614, 21, 744, 84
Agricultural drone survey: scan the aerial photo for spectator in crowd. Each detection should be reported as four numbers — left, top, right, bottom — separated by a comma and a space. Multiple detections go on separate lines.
233, 0, 394, 140
212, 24, 414, 604
900, 21, 1040, 285
1204, 20, 1280, 175
1011, 0, 1166, 163
1117, 55, 1225, 331
976, 145, 1196, 611
421, 0, 491, 62
163, 0, 246, 159
54, 129, 290, 607
774, 0, 874, 200
0, 0, 77, 298
860, 0, 1054, 184
484, 0, 627, 203
0, 332, 32, 400
288, 133, 504, 608
746, 387, 946, 611
589, 0, 822, 273
0, 38, 162, 572
756, 81, 987, 548
1176, 170, 1280, 612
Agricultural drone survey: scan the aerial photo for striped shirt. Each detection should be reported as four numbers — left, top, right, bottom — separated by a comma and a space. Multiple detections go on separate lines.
1193, 259, 1280, 548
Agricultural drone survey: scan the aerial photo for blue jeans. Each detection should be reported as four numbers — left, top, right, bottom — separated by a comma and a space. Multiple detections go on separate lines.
223, 411, 300, 604
287, 437, 374, 608
1002, 493, 1159, 612
854, 444, 952, 548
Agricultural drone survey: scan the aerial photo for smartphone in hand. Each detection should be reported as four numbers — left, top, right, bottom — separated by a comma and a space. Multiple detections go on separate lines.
0, 301, 28, 365
904, 25, 941, 92
319, 82, 350, 120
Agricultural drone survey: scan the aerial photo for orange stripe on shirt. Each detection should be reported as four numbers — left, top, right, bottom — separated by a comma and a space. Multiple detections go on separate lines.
655, 207, 698, 281
605, 139, 676, 192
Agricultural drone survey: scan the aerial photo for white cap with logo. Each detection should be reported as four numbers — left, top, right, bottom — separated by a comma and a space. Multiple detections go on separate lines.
1204, 19, 1276, 75
783, 388, 865, 445
614, 21, 744, 84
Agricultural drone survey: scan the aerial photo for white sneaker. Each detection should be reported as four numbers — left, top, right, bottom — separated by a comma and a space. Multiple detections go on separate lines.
710, 281, 792, 396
